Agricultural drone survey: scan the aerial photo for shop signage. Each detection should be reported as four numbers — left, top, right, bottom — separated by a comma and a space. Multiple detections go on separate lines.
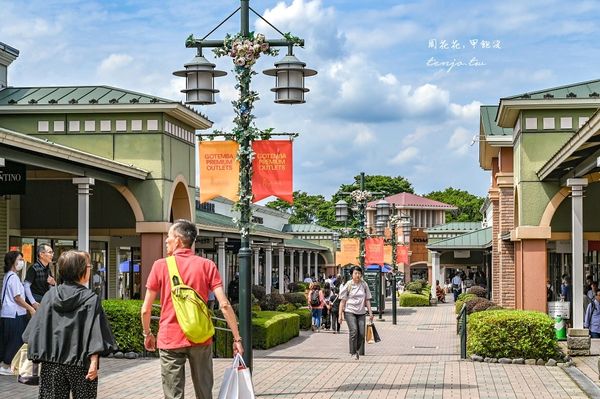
547, 301, 570, 319
0, 160, 26, 195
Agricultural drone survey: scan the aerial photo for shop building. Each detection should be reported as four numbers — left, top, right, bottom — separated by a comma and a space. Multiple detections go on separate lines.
479, 79, 600, 327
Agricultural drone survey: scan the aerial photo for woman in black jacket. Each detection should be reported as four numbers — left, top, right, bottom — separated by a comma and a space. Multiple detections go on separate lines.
23, 250, 116, 399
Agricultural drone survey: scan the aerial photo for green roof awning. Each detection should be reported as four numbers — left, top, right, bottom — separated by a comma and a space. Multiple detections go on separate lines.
196, 210, 291, 239
427, 227, 492, 250
425, 221, 482, 233
283, 238, 329, 251
282, 224, 334, 233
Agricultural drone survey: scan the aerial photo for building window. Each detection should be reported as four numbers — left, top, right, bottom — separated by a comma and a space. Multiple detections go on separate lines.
525, 117, 537, 130
53, 121, 64, 132
100, 120, 111, 132
579, 117, 590, 128
84, 120, 95, 132
38, 121, 49, 132
131, 120, 142, 131
116, 120, 127, 131
560, 117, 572, 129
542, 117, 555, 130
147, 120, 159, 131
69, 120, 80, 132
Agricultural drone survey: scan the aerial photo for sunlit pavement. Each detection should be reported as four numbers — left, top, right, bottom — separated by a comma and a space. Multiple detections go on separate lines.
0, 299, 592, 398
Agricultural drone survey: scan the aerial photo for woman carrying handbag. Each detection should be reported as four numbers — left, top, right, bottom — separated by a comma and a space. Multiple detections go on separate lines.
338, 266, 374, 359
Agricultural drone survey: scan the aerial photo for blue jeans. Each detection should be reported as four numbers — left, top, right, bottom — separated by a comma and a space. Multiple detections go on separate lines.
344, 312, 366, 355
311, 309, 322, 328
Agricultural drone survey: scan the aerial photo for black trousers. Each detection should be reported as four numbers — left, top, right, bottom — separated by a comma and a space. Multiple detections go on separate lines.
0, 314, 27, 365
39, 362, 98, 399
344, 312, 366, 355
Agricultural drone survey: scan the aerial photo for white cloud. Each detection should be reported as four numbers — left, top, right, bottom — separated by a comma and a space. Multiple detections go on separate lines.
97, 54, 134, 76
447, 127, 472, 155
301, 160, 324, 168
353, 128, 375, 146
449, 101, 481, 120
389, 147, 419, 165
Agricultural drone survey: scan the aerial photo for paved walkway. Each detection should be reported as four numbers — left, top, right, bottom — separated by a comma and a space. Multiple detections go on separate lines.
0, 300, 592, 398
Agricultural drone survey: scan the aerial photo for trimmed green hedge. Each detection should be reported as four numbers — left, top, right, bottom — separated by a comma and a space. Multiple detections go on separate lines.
404, 281, 423, 293
291, 308, 312, 330
399, 292, 430, 307
252, 311, 300, 349
102, 300, 160, 353
284, 292, 307, 306
455, 294, 478, 314
467, 310, 559, 360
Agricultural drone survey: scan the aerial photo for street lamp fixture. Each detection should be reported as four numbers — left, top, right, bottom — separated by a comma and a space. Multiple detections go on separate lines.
173, 48, 227, 105
335, 199, 349, 222
174, 0, 315, 370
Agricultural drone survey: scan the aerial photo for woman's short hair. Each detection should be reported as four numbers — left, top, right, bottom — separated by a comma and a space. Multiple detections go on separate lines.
58, 250, 89, 283
4, 251, 23, 273
350, 266, 363, 275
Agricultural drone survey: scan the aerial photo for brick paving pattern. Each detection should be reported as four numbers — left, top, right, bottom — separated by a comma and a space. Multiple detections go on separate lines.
0, 300, 591, 398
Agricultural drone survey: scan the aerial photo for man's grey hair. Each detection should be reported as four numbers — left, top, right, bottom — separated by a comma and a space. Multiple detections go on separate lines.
171, 219, 198, 248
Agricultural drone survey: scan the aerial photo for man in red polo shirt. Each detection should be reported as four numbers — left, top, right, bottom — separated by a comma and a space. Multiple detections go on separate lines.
141, 219, 243, 399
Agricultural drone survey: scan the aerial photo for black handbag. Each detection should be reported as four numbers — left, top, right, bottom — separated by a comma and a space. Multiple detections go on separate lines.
371, 322, 381, 343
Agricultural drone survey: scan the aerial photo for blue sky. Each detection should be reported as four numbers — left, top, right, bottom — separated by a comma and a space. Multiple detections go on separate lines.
3, 0, 600, 199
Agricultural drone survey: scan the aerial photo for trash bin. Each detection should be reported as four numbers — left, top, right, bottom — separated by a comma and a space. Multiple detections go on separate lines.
555, 315, 567, 340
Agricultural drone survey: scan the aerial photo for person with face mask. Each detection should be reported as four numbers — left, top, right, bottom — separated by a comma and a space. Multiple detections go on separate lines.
0, 251, 36, 375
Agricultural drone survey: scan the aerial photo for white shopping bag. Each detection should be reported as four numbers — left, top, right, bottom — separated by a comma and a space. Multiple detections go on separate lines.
218, 354, 255, 399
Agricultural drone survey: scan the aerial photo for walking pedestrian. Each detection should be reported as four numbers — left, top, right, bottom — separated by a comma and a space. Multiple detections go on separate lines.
141, 219, 243, 399
451, 272, 463, 302
308, 282, 325, 331
24, 244, 56, 308
322, 282, 332, 330
584, 289, 600, 338
329, 287, 341, 334
0, 251, 35, 375
23, 250, 116, 398
338, 266, 374, 360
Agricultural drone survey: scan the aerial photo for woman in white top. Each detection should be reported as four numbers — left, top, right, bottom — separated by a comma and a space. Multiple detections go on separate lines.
0, 251, 35, 375
338, 266, 374, 360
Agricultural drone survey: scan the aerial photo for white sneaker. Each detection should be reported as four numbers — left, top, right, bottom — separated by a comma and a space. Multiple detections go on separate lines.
0, 366, 13, 376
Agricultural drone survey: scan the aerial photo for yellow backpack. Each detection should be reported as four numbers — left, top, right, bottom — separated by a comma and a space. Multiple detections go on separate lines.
166, 256, 214, 343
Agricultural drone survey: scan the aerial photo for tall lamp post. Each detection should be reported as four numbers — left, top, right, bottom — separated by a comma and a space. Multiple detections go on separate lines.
374, 200, 412, 325
174, 0, 315, 370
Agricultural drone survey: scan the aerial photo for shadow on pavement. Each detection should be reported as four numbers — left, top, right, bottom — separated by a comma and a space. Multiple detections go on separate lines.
257, 383, 478, 396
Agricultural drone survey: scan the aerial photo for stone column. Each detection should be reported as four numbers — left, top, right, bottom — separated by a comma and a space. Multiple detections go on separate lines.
289, 249, 295, 283
253, 247, 260, 286
216, 238, 227, 286
299, 251, 304, 281
72, 177, 95, 253
265, 245, 273, 293
568, 178, 588, 329
278, 246, 285, 294
431, 251, 440, 301
314, 252, 319, 281
307, 251, 312, 281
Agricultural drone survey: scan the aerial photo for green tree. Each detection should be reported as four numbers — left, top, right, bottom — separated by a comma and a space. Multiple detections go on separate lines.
333, 174, 414, 200
266, 191, 336, 227
424, 187, 485, 222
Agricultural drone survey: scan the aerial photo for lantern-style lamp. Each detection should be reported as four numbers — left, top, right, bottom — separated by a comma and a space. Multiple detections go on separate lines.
173, 48, 227, 105
376, 199, 390, 224
263, 50, 316, 104
335, 200, 348, 222
375, 220, 386, 237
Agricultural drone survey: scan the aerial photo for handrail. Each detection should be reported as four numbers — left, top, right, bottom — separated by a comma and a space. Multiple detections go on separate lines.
456, 303, 467, 359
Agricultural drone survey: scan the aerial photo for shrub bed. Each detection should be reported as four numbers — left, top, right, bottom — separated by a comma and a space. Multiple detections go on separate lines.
399, 292, 430, 307
467, 286, 487, 298
102, 300, 160, 353
405, 281, 423, 293
288, 282, 309, 293
252, 311, 300, 349
466, 297, 493, 314
260, 293, 286, 310
467, 310, 558, 360
284, 292, 307, 306
291, 308, 312, 330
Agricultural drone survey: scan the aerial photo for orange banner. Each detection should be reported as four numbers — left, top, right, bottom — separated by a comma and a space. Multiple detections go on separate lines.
365, 237, 384, 265
252, 140, 293, 203
199, 141, 239, 203
336, 238, 359, 266
396, 245, 409, 264
384, 245, 392, 265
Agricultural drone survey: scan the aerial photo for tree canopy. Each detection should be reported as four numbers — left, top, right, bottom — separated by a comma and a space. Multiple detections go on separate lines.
424, 187, 485, 222
265, 191, 335, 226
333, 174, 414, 200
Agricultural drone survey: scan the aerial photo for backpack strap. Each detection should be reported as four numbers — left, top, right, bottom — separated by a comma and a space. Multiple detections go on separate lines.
166, 256, 183, 287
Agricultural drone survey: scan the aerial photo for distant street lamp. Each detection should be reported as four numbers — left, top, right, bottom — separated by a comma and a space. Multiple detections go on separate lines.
375, 201, 412, 325
174, 0, 316, 370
